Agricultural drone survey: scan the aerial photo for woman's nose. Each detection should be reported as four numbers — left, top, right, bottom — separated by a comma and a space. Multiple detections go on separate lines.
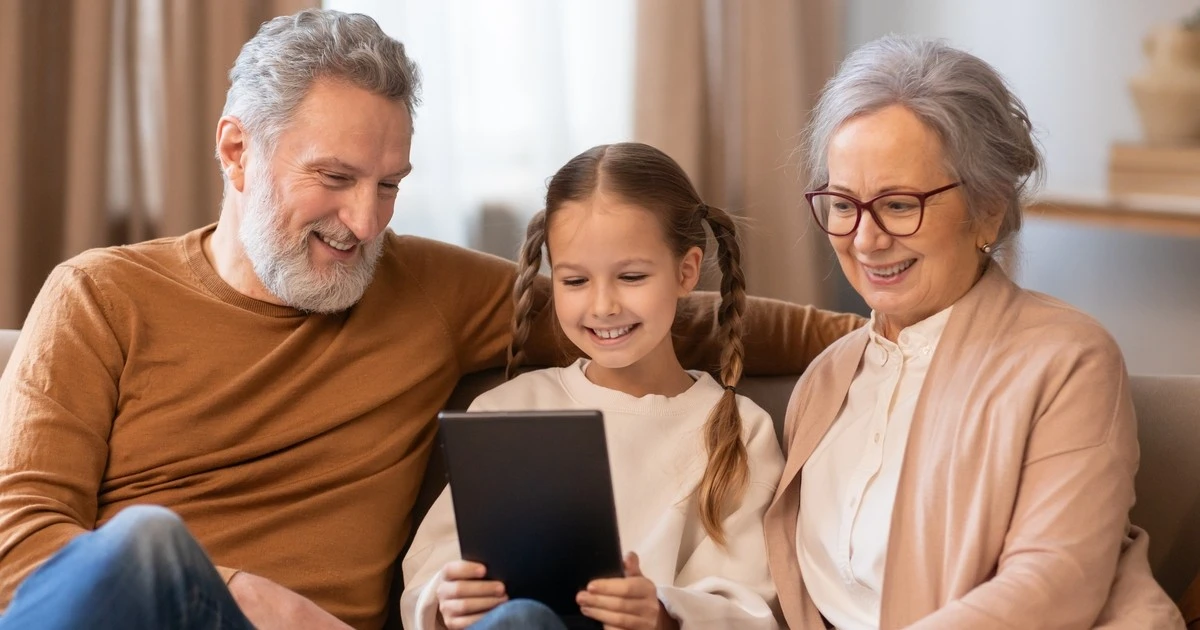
853, 211, 893, 253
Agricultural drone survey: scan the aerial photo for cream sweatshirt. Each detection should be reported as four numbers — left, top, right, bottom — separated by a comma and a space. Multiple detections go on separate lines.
401, 359, 785, 629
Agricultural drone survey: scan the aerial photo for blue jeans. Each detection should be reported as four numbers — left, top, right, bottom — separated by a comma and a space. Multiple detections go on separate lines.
473, 599, 604, 630
472, 599, 568, 630
0, 505, 254, 630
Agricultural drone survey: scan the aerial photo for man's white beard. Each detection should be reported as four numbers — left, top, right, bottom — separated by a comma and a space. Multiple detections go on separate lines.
237, 172, 385, 313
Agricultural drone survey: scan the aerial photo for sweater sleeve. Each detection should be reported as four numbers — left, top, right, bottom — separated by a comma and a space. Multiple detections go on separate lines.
667, 294, 864, 377
398, 237, 529, 376
0, 264, 250, 608
402, 236, 863, 377
657, 402, 784, 630
906, 336, 1182, 630
0, 265, 122, 606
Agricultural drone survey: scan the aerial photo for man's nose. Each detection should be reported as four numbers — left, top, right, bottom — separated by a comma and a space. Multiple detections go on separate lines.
339, 187, 384, 242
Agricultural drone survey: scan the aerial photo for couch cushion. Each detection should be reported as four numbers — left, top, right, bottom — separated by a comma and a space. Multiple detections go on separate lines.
0, 330, 18, 374
418, 369, 1200, 600
1129, 375, 1200, 599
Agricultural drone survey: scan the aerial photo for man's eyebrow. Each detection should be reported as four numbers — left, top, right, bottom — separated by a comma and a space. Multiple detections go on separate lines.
308, 157, 413, 179
308, 157, 362, 174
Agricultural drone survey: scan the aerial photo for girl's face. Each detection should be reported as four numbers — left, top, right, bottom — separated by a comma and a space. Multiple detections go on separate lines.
547, 193, 701, 377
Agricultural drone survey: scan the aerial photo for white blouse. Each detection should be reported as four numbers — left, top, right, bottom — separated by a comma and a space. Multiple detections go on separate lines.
797, 306, 953, 630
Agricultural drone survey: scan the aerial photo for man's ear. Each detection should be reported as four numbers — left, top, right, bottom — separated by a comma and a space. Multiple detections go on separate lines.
215, 116, 250, 193
677, 246, 703, 296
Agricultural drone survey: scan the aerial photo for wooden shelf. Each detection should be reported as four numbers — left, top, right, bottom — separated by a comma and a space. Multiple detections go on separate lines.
1028, 194, 1200, 238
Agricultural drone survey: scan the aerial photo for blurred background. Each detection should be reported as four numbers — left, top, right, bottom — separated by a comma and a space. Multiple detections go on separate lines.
2, 0, 1198, 374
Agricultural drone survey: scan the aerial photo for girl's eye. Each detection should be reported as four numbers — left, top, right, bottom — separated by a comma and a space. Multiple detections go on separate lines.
619, 274, 648, 283
560, 278, 586, 287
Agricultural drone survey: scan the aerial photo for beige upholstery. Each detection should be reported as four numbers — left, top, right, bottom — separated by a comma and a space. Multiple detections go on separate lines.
1129, 375, 1200, 599
0, 330, 1196, 600
432, 367, 1200, 601
0, 330, 18, 375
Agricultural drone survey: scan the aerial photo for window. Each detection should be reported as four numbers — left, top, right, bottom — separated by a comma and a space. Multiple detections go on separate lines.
324, 0, 635, 255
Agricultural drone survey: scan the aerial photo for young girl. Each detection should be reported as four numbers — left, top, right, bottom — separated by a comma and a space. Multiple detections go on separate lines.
401, 143, 784, 630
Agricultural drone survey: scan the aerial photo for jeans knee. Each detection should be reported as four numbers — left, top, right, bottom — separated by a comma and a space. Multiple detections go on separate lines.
100, 505, 191, 560
492, 599, 563, 626
105, 504, 184, 538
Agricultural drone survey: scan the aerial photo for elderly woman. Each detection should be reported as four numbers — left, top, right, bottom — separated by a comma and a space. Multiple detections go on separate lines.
765, 35, 1184, 629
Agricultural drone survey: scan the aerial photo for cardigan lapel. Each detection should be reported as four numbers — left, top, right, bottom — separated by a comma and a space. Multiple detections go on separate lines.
774, 329, 869, 504
878, 264, 1022, 627
766, 328, 870, 629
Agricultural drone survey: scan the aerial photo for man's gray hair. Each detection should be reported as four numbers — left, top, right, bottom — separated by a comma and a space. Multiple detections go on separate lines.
221, 8, 421, 157
803, 35, 1043, 255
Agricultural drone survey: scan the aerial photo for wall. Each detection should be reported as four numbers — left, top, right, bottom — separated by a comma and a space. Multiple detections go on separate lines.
842, 0, 1200, 374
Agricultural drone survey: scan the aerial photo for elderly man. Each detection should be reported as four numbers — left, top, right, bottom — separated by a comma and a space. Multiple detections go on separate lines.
0, 9, 860, 630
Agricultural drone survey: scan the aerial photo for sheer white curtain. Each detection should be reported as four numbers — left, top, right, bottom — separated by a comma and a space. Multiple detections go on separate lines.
324, 0, 635, 254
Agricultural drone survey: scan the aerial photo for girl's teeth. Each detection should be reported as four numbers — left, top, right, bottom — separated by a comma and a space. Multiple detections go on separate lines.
594, 325, 633, 340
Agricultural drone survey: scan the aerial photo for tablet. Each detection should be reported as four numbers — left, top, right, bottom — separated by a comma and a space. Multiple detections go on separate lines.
437, 410, 624, 617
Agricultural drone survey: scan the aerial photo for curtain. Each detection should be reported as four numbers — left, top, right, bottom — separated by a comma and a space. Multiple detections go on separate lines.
0, 0, 315, 330
633, 0, 843, 306
324, 0, 636, 256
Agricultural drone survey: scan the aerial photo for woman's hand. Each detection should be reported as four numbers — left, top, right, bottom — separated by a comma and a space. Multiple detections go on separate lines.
435, 561, 508, 630
577, 553, 678, 630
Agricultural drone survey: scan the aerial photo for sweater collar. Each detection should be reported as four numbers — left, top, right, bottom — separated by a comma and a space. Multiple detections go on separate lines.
182, 224, 306, 318
559, 358, 723, 417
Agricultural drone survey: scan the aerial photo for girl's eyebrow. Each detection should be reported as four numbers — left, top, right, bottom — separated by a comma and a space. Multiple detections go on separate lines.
551, 262, 586, 273
552, 258, 655, 273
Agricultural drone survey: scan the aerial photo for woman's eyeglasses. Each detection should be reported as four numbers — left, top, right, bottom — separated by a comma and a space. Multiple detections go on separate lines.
804, 182, 963, 237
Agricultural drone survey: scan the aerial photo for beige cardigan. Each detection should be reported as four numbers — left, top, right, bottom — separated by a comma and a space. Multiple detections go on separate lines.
765, 266, 1184, 629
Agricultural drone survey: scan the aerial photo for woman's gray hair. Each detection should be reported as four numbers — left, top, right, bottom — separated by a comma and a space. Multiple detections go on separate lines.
804, 35, 1043, 255
221, 9, 421, 158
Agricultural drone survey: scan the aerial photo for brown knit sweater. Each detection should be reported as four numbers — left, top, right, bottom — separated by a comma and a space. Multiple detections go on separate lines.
0, 224, 862, 629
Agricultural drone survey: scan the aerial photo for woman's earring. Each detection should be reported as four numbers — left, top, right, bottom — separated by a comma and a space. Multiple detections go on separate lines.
980, 242, 993, 254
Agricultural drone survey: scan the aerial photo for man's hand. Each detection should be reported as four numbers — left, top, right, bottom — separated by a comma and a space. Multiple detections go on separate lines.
577, 553, 678, 630
435, 560, 508, 630
228, 571, 352, 630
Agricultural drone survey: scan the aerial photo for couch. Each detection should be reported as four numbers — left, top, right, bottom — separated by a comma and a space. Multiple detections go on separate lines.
1, 328, 1197, 604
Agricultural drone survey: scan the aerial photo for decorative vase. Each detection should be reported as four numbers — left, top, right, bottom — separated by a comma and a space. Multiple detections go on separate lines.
1129, 25, 1200, 146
